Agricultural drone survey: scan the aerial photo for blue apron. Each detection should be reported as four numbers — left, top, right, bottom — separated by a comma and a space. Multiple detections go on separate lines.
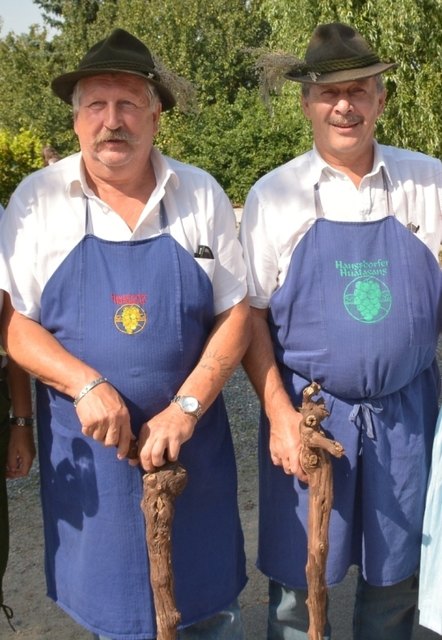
36, 203, 246, 639
258, 184, 441, 589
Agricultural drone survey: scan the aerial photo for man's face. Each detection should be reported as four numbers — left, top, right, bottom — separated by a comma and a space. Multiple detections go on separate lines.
73, 73, 161, 172
301, 77, 386, 168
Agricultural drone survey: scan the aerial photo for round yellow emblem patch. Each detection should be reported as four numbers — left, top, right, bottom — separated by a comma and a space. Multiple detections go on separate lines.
114, 304, 147, 335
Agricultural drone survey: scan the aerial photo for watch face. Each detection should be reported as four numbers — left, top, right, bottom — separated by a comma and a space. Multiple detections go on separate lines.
182, 396, 198, 412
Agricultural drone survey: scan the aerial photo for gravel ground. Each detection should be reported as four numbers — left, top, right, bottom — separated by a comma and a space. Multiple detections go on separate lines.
3, 343, 442, 639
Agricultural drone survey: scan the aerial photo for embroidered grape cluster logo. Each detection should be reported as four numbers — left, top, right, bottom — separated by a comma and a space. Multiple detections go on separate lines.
353, 279, 382, 321
114, 304, 147, 334
344, 277, 391, 323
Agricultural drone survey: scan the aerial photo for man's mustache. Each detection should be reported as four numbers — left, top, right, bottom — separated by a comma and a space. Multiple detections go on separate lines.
329, 116, 362, 126
94, 130, 138, 144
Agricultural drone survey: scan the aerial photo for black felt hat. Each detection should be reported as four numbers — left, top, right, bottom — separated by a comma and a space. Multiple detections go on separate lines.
285, 23, 396, 84
51, 28, 176, 110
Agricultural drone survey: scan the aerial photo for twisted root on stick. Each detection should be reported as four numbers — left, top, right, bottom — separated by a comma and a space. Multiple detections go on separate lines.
140, 461, 188, 640
299, 382, 345, 640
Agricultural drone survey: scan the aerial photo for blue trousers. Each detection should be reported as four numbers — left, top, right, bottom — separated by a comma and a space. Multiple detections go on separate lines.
268, 573, 418, 640
92, 597, 244, 640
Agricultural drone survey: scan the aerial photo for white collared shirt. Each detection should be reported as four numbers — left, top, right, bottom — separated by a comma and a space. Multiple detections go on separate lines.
240, 142, 442, 308
0, 148, 247, 319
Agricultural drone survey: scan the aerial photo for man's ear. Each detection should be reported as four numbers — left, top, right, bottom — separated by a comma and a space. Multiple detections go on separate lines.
73, 114, 79, 136
301, 93, 311, 120
152, 104, 162, 136
377, 88, 387, 117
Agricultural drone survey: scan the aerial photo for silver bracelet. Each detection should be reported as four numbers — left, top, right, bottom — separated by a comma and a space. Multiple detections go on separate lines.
73, 377, 108, 407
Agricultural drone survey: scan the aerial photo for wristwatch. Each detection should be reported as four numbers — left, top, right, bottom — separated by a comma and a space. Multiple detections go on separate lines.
171, 395, 202, 420
10, 416, 34, 427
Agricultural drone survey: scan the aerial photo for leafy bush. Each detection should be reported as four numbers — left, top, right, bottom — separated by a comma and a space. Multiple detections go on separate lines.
0, 129, 44, 206
157, 87, 311, 204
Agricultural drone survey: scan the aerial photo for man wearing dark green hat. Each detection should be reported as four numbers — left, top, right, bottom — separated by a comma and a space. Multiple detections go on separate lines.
0, 28, 249, 640
240, 22, 442, 639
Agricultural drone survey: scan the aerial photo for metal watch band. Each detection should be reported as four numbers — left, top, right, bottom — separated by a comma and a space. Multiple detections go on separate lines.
172, 395, 202, 420
10, 416, 34, 427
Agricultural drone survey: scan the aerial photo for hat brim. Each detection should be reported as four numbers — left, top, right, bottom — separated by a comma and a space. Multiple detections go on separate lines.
285, 61, 397, 84
51, 68, 176, 111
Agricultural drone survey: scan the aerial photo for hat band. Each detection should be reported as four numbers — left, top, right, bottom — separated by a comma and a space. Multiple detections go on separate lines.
79, 60, 158, 80
304, 53, 380, 74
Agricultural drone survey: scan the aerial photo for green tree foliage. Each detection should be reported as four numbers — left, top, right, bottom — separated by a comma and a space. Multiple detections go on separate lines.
157, 88, 308, 205
34, 0, 100, 29
0, 129, 44, 205
0, 0, 441, 204
0, 27, 76, 154
113, 0, 270, 102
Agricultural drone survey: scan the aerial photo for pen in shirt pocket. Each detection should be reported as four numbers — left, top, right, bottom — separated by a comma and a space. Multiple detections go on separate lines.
194, 245, 214, 259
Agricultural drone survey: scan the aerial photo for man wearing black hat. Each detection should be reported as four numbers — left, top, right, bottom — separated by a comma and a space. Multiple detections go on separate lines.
240, 22, 442, 639
0, 29, 249, 639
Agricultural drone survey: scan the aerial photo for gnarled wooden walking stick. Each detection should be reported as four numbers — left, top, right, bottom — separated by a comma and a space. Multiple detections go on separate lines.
140, 461, 188, 640
299, 382, 345, 640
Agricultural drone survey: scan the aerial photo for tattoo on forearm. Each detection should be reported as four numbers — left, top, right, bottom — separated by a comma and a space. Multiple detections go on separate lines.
199, 350, 232, 381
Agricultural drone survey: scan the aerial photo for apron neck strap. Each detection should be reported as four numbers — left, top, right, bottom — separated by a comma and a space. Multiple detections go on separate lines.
159, 199, 168, 233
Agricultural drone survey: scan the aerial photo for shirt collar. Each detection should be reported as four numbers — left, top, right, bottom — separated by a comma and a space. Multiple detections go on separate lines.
150, 147, 179, 197
66, 147, 180, 200
310, 141, 392, 187
371, 141, 392, 186
66, 153, 85, 197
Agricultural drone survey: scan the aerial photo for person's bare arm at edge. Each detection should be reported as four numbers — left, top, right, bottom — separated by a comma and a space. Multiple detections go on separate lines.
242, 306, 307, 483
138, 297, 250, 472
5, 357, 35, 478
1, 294, 134, 459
